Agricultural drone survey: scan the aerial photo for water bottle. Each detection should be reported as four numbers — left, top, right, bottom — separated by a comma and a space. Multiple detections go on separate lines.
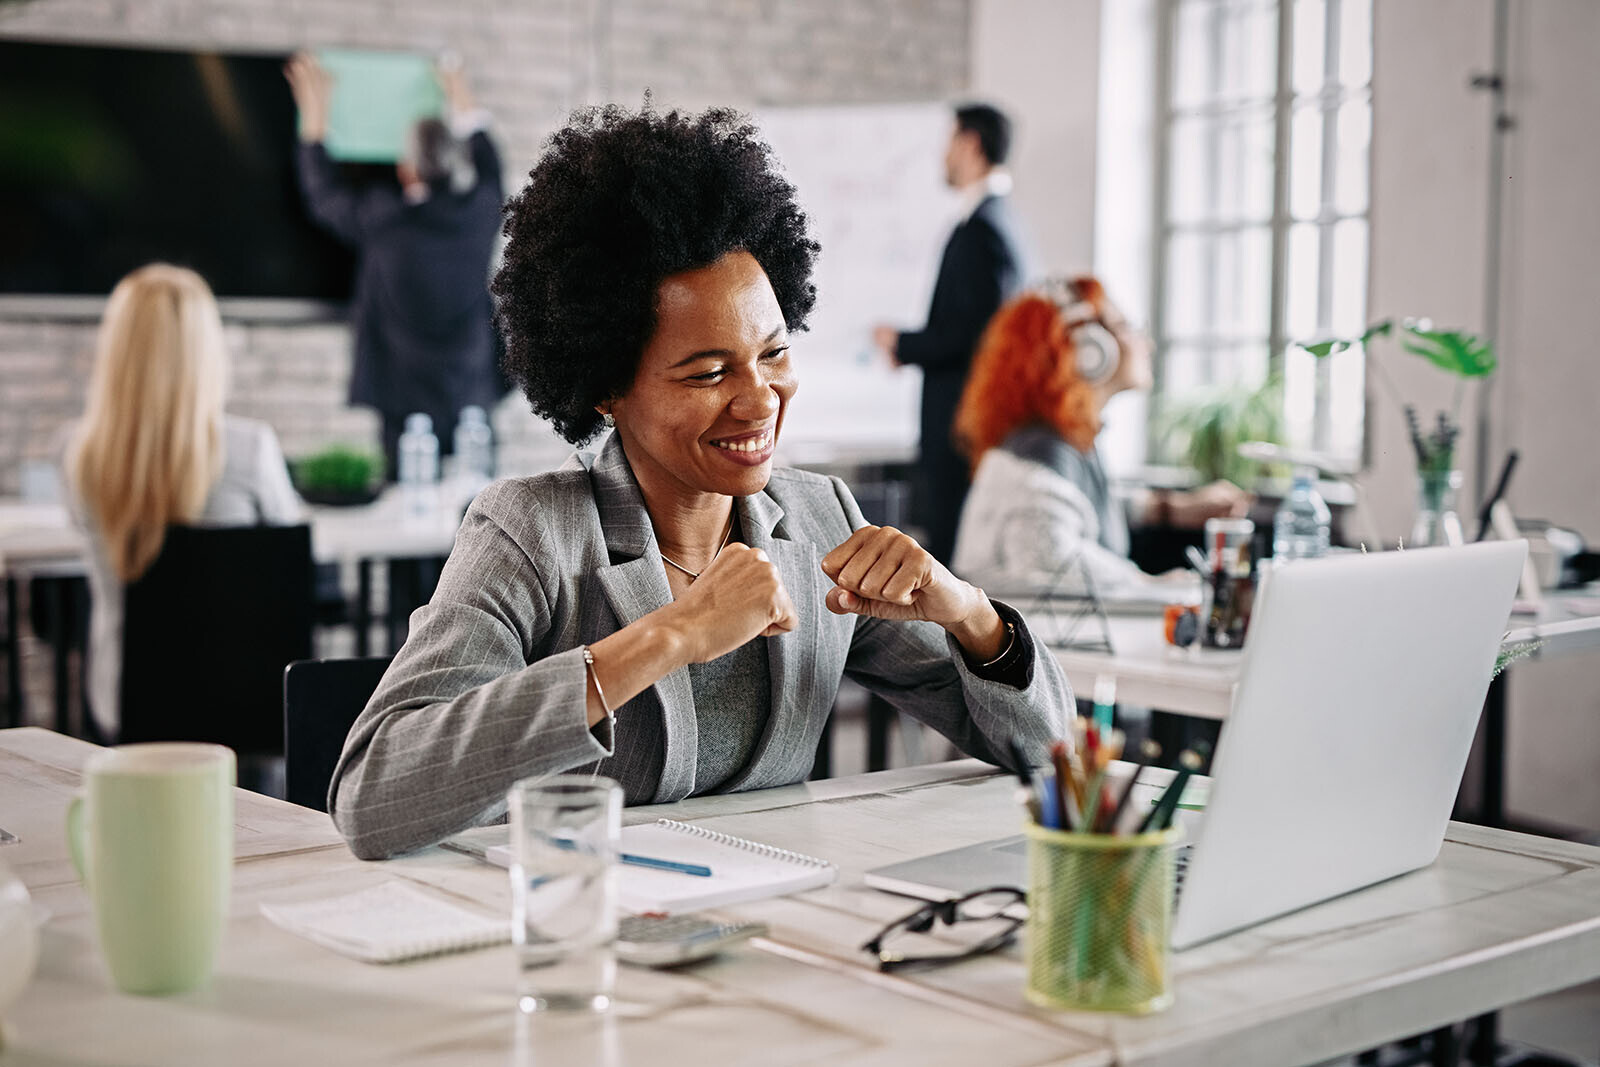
397, 412, 440, 520
453, 405, 494, 492
1272, 466, 1331, 562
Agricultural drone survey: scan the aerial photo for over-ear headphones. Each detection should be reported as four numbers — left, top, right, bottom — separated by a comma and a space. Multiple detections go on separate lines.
1070, 320, 1120, 385
1040, 276, 1122, 385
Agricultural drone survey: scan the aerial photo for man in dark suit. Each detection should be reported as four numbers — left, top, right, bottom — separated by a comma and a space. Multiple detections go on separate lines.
874, 103, 1025, 564
285, 53, 506, 480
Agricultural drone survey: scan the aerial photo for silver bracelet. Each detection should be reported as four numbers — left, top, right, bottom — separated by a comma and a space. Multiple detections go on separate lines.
581, 646, 613, 719
979, 620, 1018, 669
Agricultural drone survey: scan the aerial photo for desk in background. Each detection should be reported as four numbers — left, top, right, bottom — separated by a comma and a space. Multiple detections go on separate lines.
1017, 589, 1600, 832
0, 491, 468, 731
8, 726, 1600, 1066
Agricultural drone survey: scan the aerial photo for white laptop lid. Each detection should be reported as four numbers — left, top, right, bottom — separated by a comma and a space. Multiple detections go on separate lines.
1169, 540, 1527, 949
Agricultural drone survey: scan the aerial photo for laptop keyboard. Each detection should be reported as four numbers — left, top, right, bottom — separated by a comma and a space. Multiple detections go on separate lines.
1174, 845, 1193, 905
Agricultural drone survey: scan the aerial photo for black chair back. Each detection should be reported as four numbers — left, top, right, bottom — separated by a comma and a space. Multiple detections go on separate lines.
119, 524, 314, 755
283, 655, 392, 812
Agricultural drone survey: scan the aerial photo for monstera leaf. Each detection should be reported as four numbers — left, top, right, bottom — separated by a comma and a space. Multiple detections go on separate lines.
1300, 318, 1495, 378
1398, 325, 1496, 378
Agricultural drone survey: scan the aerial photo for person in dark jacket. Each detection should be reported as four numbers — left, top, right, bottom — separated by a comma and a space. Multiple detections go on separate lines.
874, 102, 1026, 564
285, 52, 505, 479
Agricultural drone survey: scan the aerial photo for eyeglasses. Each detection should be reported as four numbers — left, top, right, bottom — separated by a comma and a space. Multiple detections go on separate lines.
860, 887, 1026, 972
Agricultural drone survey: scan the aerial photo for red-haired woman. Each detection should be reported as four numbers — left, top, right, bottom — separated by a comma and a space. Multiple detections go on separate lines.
950, 277, 1249, 596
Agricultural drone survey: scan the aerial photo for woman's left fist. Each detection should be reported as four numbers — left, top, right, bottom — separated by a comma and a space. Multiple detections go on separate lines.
819, 525, 978, 626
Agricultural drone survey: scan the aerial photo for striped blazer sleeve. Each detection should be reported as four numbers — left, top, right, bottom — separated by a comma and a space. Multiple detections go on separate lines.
828, 478, 1074, 770
327, 489, 611, 860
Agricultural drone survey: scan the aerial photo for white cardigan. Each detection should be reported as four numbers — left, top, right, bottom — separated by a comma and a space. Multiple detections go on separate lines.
952, 434, 1149, 597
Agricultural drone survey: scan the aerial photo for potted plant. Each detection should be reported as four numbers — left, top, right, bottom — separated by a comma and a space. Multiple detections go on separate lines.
1157, 377, 1286, 489
291, 445, 385, 507
1301, 320, 1496, 547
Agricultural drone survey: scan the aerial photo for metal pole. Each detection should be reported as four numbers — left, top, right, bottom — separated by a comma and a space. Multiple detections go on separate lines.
1472, 0, 1512, 508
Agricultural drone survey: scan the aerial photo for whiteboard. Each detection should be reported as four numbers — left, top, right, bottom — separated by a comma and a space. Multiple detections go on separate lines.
754, 104, 962, 465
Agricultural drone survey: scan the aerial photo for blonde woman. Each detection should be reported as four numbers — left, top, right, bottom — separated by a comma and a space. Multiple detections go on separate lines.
66, 264, 302, 740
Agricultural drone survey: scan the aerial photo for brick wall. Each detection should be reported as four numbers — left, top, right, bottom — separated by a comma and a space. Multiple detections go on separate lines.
0, 0, 970, 490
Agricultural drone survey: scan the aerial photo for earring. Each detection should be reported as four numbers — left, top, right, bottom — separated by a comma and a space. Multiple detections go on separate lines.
601, 411, 615, 428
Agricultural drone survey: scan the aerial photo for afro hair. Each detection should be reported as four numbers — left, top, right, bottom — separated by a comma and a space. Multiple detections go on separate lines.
492, 105, 820, 444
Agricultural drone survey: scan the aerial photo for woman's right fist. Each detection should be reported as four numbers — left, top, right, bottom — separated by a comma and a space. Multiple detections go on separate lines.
664, 543, 798, 663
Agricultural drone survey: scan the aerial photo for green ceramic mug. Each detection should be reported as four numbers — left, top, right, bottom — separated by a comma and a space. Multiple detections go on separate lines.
66, 743, 235, 995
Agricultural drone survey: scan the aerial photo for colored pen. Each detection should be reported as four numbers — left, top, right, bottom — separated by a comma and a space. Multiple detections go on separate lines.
1092, 674, 1117, 737
1037, 768, 1062, 829
1138, 749, 1203, 834
1080, 765, 1108, 832
551, 837, 712, 877
620, 852, 713, 877
1106, 738, 1161, 835
1050, 741, 1075, 831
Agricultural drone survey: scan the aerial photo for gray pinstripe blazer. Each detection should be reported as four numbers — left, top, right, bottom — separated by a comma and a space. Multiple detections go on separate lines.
329, 434, 1073, 858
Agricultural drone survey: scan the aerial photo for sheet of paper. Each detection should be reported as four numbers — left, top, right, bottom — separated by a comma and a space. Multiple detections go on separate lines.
317, 48, 444, 163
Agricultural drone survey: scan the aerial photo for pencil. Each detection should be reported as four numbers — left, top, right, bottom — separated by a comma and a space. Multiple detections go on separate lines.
1050, 741, 1074, 831
1106, 739, 1161, 835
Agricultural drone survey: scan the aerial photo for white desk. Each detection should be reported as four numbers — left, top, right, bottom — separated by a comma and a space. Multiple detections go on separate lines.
0, 502, 88, 576
1022, 587, 1600, 723
2, 729, 1100, 1067
9, 727, 1600, 1067
1, 491, 473, 727
0, 490, 470, 576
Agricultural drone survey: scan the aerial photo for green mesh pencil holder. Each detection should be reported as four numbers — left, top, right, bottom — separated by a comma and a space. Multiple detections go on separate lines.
1024, 822, 1181, 1014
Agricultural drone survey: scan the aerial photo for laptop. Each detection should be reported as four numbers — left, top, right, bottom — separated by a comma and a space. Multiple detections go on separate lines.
864, 541, 1528, 949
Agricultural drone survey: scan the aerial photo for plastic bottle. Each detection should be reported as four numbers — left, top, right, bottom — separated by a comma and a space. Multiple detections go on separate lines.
453, 405, 494, 492
1272, 466, 1331, 562
397, 412, 440, 520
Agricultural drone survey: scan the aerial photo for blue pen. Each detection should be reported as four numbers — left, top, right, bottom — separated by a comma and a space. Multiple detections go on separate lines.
1037, 769, 1062, 830
550, 836, 713, 877
620, 852, 712, 877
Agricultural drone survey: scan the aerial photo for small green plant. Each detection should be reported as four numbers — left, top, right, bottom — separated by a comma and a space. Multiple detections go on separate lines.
1301, 319, 1495, 475
292, 445, 384, 496
1158, 377, 1285, 487
1493, 640, 1543, 678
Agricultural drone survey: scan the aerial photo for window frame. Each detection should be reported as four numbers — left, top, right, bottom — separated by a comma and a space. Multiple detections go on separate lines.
1148, 0, 1373, 467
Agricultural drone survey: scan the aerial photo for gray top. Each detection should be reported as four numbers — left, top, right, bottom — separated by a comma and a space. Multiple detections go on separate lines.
329, 432, 1074, 859
67, 414, 304, 738
688, 634, 772, 796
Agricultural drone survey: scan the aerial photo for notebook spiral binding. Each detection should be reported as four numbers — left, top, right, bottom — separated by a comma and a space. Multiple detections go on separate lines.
654, 819, 834, 871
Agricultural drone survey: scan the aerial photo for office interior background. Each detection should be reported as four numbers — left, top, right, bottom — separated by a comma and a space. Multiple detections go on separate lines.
0, 2, 1595, 836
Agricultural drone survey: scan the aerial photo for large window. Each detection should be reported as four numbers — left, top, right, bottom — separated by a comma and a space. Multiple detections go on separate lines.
1152, 0, 1372, 465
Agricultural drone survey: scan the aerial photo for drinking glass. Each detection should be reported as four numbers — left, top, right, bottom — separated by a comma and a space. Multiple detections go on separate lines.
508, 775, 621, 1012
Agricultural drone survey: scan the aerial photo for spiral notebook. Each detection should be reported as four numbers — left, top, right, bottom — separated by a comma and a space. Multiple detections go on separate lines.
260, 881, 508, 963
484, 819, 838, 914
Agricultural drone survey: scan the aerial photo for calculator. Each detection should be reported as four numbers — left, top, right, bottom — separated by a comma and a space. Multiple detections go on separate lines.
615, 914, 768, 968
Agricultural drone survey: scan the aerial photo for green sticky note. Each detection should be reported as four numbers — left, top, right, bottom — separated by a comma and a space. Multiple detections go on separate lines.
316, 47, 443, 163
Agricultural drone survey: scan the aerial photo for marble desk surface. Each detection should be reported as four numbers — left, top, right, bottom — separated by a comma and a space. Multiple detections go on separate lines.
7, 728, 1600, 1067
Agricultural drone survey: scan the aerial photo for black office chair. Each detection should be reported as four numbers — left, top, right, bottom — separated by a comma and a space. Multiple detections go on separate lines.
118, 524, 314, 760
283, 655, 392, 812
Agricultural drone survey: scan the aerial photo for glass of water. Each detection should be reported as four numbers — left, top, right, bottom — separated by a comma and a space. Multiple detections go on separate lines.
508, 775, 621, 1012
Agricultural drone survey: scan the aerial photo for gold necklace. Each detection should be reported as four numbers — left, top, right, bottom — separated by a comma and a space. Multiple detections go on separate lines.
658, 516, 734, 581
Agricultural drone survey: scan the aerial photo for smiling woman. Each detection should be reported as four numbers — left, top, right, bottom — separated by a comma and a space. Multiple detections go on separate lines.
326, 105, 1075, 860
